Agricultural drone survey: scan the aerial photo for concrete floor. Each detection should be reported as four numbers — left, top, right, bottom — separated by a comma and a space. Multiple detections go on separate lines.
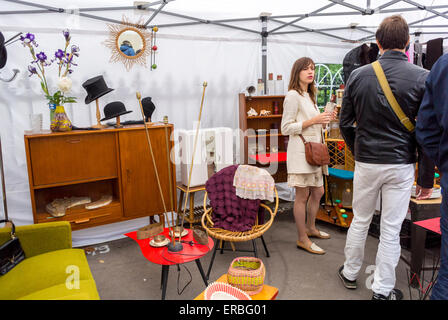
84, 204, 431, 300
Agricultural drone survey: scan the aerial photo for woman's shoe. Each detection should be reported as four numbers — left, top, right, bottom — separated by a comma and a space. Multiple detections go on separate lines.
307, 230, 331, 239
296, 240, 326, 254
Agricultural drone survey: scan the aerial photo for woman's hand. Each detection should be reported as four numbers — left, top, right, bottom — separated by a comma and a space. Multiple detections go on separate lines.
332, 109, 338, 120
312, 112, 333, 124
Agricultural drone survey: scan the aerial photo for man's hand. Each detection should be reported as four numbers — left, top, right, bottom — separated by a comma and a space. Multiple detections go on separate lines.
415, 184, 433, 200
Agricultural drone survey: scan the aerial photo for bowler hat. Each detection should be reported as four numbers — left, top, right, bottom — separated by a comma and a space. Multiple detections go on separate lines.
100, 101, 132, 121
142, 97, 156, 120
0, 31, 7, 69
82, 75, 114, 104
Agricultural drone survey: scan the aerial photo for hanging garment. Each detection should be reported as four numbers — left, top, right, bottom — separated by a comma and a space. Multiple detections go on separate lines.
342, 43, 379, 83
425, 38, 444, 70
406, 42, 414, 64
414, 42, 424, 67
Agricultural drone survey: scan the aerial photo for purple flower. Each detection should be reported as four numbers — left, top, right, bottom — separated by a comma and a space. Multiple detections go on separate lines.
26, 33, 35, 42
62, 29, 70, 41
28, 65, 37, 77
70, 45, 80, 56
55, 49, 64, 59
20, 33, 37, 47
36, 52, 47, 62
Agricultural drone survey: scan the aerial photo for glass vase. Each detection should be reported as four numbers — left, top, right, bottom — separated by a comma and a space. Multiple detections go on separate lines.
50, 105, 72, 132
49, 103, 56, 124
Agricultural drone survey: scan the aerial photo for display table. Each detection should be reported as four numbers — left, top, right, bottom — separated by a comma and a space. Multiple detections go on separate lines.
176, 183, 206, 229
194, 273, 279, 300
402, 197, 442, 287
126, 227, 214, 300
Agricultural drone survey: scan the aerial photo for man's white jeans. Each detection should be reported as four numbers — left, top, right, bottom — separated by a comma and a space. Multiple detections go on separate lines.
342, 161, 414, 296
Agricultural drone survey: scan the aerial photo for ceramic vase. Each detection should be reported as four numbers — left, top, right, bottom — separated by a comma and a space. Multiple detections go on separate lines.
50, 106, 72, 132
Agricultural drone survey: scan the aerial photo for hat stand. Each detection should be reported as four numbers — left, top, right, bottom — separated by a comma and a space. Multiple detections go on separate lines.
91, 99, 106, 129
115, 115, 123, 128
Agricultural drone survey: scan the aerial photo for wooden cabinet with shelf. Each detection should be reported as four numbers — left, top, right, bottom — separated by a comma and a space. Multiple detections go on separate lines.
238, 93, 287, 182
24, 124, 177, 231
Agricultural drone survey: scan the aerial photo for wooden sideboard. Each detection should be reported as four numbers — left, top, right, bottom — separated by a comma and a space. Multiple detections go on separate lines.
24, 124, 177, 230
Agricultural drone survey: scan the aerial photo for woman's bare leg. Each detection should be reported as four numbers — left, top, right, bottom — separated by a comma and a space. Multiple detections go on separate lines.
306, 186, 325, 234
294, 187, 312, 246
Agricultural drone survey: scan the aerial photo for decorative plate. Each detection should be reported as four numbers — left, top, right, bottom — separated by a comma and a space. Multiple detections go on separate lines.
169, 228, 189, 238
204, 282, 252, 300
149, 237, 170, 248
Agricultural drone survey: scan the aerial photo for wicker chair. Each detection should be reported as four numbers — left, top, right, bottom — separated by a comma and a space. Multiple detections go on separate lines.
201, 186, 279, 279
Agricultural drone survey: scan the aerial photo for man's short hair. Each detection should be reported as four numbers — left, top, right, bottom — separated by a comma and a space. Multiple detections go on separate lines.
376, 15, 409, 50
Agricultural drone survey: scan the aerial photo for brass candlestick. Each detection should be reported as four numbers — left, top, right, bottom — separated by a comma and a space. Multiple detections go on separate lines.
92, 99, 106, 129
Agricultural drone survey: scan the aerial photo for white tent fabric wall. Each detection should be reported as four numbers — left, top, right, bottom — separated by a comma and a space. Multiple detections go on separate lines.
0, 0, 447, 246
0, 28, 263, 246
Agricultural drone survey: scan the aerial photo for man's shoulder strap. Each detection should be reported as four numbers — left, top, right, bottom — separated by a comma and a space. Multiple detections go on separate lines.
371, 60, 415, 132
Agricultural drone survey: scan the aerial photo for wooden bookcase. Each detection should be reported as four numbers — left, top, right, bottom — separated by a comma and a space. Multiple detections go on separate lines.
238, 93, 287, 182
24, 124, 177, 231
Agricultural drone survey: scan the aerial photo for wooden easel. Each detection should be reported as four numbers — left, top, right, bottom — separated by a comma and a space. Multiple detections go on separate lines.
92, 99, 106, 129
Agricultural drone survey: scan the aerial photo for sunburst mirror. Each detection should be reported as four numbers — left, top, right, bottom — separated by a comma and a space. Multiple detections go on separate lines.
104, 17, 154, 71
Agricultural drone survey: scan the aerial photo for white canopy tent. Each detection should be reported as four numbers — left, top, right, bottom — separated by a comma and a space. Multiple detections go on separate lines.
0, 0, 447, 246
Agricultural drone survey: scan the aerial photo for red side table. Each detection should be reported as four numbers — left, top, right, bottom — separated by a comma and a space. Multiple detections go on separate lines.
126, 228, 214, 300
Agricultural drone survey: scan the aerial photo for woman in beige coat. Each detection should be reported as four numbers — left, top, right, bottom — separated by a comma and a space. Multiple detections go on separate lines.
281, 57, 336, 255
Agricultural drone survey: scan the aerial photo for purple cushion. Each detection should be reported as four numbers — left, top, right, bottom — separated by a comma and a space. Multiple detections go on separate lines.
206, 164, 262, 232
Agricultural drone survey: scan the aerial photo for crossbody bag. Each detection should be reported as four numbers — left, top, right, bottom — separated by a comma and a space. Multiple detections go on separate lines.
299, 132, 330, 166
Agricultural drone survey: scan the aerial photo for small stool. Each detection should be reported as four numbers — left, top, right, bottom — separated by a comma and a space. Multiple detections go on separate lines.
194, 274, 279, 300
176, 182, 206, 229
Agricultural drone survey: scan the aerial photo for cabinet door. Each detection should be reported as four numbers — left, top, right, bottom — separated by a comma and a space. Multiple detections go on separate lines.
119, 128, 176, 218
29, 132, 118, 186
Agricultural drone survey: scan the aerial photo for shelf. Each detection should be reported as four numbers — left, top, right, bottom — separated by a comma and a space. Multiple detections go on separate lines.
33, 176, 119, 190
248, 152, 287, 163
247, 115, 282, 119
36, 199, 121, 223
246, 95, 285, 99
247, 133, 285, 138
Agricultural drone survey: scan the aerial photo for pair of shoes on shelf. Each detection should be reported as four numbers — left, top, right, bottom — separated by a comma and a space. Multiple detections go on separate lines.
372, 289, 404, 300
338, 266, 357, 290
296, 240, 325, 254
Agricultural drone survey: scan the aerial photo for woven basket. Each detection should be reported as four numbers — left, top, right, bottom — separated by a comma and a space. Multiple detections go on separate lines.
227, 257, 265, 295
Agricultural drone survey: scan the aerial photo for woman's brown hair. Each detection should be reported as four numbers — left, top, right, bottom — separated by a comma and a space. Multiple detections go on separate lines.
288, 57, 317, 104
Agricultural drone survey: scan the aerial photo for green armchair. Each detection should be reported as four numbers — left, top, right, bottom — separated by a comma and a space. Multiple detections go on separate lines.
0, 221, 99, 300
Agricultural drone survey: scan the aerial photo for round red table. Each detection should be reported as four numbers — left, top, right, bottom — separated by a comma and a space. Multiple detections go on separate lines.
125, 227, 213, 299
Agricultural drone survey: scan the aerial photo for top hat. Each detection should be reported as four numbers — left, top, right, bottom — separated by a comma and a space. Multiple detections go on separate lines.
82, 75, 114, 104
0, 32, 7, 70
100, 101, 132, 121
142, 97, 156, 121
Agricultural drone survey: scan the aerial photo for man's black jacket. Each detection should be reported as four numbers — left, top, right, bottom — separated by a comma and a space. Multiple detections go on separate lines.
340, 50, 429, 165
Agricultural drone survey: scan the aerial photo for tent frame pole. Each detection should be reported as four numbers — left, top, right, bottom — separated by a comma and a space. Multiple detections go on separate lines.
260, 15, 268, 93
